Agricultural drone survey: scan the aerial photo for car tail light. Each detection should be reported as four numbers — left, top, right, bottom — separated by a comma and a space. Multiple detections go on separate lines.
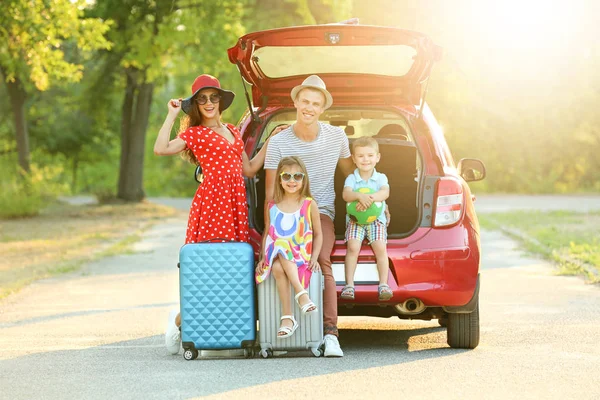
433, 177, 464, 227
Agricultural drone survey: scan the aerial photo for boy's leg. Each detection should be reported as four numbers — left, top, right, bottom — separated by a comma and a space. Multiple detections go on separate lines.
272, 259, 293, 331
344, 220, 365, 288
370, 240, 390, 285
367, 221, 389, 284
317, 214, 338, 337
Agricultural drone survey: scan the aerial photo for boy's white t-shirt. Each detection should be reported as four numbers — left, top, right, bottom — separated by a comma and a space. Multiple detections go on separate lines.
264, 122, 351, 220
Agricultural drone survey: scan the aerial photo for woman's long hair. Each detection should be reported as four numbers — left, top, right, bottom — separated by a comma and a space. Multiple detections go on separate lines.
273, 156, 312, 203
178, 92, 225, 166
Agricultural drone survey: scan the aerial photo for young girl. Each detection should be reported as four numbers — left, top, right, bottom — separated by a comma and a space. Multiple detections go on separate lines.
153, 74, 279, 354
255, 156, 323, 339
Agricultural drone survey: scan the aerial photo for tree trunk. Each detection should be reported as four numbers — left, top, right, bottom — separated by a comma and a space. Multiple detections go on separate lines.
117, 71, 136, 198
117, 69, 154, 202
5, 76, 30, 173
71, 154, 79, 194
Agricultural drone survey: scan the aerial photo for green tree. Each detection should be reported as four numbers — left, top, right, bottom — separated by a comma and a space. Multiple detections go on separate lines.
0, 0, 111, 173
88, 0, 245, 201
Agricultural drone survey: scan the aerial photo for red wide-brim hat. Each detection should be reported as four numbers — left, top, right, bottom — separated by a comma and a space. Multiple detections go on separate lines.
181, 74, 235, 115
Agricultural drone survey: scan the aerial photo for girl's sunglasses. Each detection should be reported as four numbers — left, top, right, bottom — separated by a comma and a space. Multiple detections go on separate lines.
195, 93, 221, 105
280, 172, 305, 182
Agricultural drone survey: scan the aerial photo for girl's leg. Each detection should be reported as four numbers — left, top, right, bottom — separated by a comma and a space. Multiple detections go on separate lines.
344, 239, 362, 287
277, 254, 314, 310
371, 240, 390, 285
272, 259, 293, 332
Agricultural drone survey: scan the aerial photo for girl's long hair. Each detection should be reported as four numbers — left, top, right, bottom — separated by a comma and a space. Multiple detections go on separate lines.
273, 156, 313, 203
178, 91, 225, 166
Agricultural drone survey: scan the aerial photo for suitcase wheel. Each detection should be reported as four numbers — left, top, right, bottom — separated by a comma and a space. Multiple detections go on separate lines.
311, 347, 323, 358
259, 349, 273, 359
183, 348, 198, 361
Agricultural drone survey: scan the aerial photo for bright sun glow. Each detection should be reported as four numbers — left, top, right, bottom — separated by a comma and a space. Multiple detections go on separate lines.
469, 0, 582, 50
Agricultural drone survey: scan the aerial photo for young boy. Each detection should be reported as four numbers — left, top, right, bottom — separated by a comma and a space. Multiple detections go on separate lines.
340, 136, 392, 301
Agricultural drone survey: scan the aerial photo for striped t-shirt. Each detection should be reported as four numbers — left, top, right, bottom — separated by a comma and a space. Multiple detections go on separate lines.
264, 122, 351, 220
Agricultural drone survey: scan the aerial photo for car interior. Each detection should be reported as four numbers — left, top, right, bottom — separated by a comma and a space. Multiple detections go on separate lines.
249, 109, 420, 238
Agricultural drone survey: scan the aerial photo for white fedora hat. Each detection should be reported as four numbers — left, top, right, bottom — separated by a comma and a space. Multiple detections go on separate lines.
290, 75, 333, 109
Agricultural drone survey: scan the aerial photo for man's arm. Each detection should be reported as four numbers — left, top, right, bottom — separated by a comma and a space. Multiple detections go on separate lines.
338, 156, 355, 177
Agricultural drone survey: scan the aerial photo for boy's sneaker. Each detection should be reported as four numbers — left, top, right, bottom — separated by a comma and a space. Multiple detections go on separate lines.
323, 334, 344, 357
165, 310, 181, 355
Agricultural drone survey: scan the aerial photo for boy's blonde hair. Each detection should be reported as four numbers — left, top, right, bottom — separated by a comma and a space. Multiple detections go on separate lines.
273, 156, 312, 203
351, 136, 379, 154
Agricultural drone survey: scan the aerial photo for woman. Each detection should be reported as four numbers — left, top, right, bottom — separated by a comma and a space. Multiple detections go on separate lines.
153, 74, 276, 354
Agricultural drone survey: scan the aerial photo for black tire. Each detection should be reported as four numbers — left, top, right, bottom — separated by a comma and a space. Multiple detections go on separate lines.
438, 317, 448, 327
447, 301, 480, 349
183, 348, 199, 361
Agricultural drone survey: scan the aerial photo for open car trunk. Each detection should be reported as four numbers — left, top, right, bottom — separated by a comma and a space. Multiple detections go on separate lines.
250, 108, 420, 238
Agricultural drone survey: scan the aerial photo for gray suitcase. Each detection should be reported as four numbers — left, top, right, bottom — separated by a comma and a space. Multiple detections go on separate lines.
257, 270, 324, 358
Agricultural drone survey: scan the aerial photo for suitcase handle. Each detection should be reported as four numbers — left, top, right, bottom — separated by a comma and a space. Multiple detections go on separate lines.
200, 238, 236, 243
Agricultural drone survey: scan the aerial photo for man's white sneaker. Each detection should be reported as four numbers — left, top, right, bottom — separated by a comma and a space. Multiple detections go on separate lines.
165, 310, 181, 355
323, 334, 344, 357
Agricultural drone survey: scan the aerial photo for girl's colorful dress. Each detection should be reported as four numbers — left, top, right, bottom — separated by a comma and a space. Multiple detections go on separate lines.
178, 123, 249, 244
256, 198, 314, 288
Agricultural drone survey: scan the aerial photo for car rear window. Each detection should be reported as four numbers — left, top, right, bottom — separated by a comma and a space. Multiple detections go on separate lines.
253, 45, 417, 78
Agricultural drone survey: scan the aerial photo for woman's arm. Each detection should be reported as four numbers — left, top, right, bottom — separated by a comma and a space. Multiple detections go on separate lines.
242, 124, 289, 177
154, 99, 186, 156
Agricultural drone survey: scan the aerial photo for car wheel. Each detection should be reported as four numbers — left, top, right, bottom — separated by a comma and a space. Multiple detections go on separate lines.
438, 316, 448, 327
446, 299, 480, 349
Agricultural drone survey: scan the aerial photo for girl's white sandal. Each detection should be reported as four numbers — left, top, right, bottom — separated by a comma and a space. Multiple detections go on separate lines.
294, 290, 317, 315
277, 315, 298, 339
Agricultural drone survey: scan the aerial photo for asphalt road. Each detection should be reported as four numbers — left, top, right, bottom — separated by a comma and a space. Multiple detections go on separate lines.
1, 196, 599, 399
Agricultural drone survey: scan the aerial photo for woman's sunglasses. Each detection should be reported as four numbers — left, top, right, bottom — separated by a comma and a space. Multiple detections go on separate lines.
195, 93, 221, 105
280, 172, 305, 182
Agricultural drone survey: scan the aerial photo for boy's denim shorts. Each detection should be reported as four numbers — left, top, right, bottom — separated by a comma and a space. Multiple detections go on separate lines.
345, 219, 387, 244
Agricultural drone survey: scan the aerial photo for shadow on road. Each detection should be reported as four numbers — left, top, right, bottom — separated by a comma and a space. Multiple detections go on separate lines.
2, 325, 461, 399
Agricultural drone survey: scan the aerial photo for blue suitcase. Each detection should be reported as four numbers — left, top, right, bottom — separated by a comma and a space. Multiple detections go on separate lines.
178, 241, 256, 360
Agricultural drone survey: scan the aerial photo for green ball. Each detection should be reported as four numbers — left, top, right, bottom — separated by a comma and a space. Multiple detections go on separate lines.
346, 187, 384, 225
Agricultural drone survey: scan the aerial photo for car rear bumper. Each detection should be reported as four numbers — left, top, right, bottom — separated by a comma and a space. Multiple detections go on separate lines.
333, 223, 480, 308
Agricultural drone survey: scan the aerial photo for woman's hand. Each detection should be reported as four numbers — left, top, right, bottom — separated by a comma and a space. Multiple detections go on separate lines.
168, 98, 182, 116
308, 259, 321, 272
255, 259, 266, 275
269, 124, 290, 138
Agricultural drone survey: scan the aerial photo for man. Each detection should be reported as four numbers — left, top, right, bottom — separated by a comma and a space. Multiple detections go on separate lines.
264, 75, 354, 357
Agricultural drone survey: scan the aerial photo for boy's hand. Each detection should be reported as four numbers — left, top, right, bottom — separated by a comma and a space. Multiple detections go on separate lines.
356, 193, 373, 211
255, 259, 266, 275
308, 259, 321, 272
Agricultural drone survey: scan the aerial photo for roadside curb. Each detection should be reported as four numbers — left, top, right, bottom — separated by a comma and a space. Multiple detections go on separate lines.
487, 218, 600, 280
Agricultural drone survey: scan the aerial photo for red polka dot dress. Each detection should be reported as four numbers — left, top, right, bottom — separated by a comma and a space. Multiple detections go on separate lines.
178, 123, 249, 244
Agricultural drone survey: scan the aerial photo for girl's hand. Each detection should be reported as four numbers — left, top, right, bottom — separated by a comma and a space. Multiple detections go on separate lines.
168, 98, 182, 115
309, 259, 321, 272
255, 259, 266, 275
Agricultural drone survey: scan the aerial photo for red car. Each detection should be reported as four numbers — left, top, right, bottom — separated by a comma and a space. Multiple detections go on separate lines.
226, 24, 486, 349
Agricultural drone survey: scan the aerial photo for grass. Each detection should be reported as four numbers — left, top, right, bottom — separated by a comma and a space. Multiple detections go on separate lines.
479, 210, 600, 283
0, 200, 184, 299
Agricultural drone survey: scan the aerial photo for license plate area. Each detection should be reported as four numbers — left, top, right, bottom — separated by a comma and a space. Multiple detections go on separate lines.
332, 263, 380, 285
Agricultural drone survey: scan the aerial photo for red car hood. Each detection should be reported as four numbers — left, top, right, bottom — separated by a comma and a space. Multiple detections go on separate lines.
228, 24, 442, 108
